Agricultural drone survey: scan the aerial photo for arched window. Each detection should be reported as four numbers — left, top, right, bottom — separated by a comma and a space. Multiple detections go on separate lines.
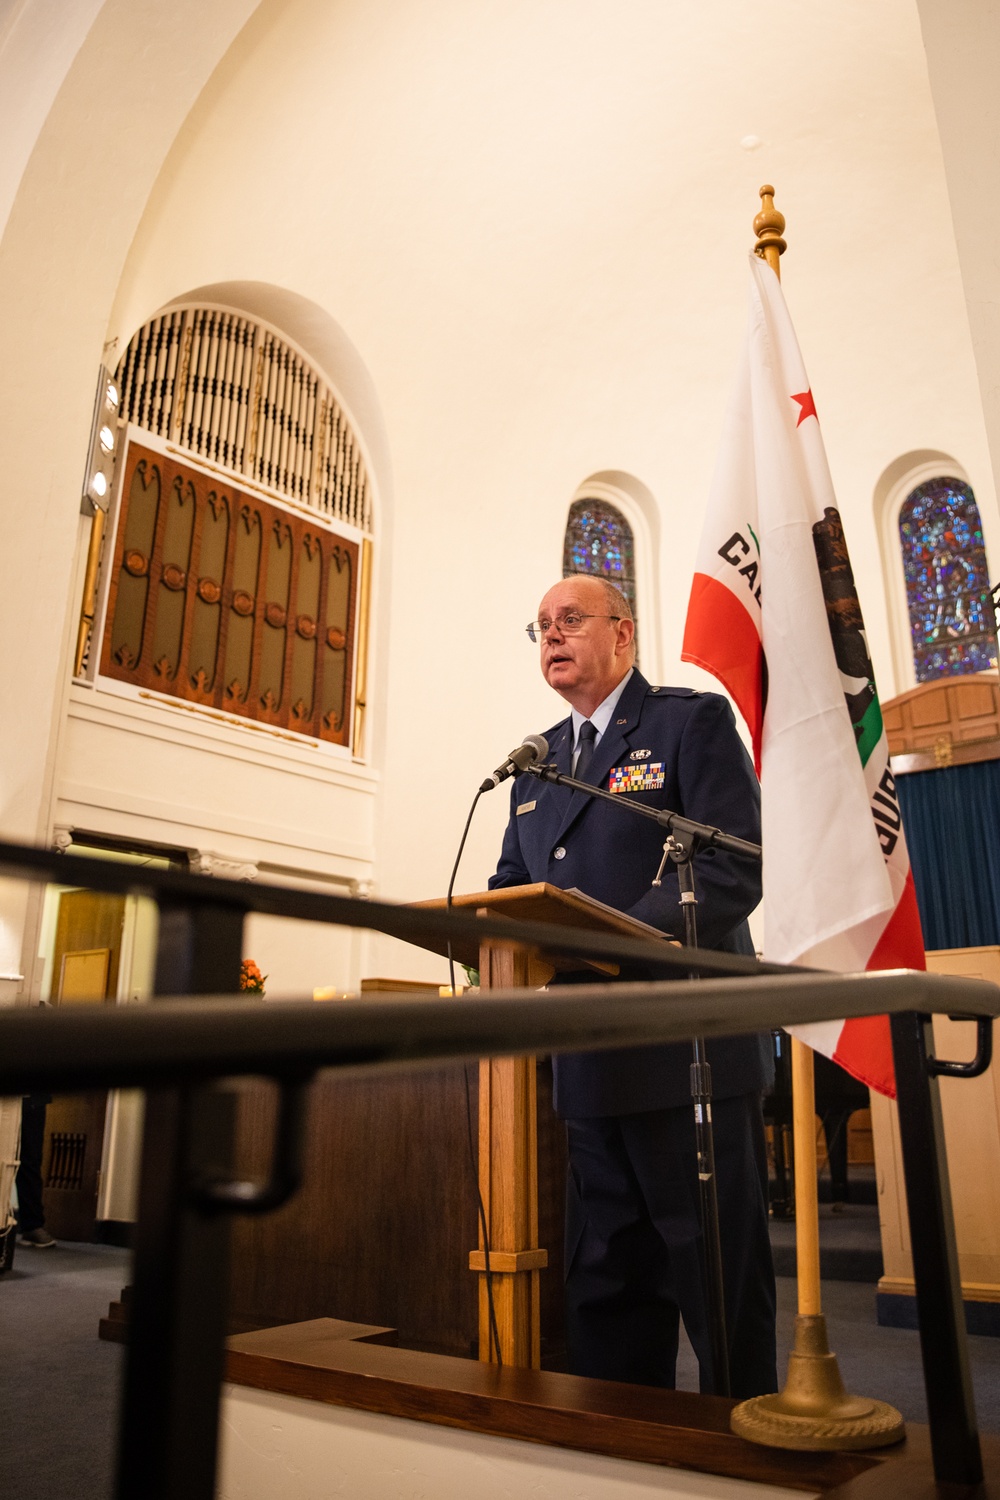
898, 476, 997, 683
82, 305, 374, 752
563, 497, 637, 617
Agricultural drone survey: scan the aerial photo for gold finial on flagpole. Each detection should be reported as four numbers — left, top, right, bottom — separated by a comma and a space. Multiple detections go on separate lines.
753, 185, 786, 278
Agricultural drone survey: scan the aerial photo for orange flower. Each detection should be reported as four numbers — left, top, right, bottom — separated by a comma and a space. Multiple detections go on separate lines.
240, 958, 267, 995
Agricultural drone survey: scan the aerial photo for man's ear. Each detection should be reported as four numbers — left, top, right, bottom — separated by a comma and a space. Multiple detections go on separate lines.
615, 617, 636, 656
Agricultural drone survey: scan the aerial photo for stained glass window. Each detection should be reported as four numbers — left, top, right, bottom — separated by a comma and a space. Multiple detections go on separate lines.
899, 476, 997, 682
563, 498, 637, 617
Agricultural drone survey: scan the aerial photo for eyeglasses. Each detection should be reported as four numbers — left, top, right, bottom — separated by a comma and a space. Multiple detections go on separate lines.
525, 612, 621, 643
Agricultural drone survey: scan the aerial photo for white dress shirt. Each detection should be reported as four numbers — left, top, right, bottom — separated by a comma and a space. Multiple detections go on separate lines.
570, 668, 634, 774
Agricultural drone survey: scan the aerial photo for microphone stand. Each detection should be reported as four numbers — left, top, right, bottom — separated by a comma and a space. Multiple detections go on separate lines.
524, 759, 762, 1398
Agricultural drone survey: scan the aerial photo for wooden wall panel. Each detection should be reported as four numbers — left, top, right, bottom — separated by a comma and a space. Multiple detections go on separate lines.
227, 1062, 568, 1362
883, 673, 1000, 759
99, 441, 359, 747
873, 945, 1000, 1303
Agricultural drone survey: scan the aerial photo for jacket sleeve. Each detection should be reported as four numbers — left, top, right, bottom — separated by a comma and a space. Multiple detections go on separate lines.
488, 782, 532, 890
625, 693, 762, 948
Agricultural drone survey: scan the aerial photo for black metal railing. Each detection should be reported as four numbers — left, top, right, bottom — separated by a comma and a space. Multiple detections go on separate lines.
0, 837, 996, 1497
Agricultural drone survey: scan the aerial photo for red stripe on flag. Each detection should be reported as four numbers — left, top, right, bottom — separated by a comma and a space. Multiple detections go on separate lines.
832, 876, 926, 1099
833, 1015, 896, 1100
681, 573, 764, 771
866, 870, 926, 973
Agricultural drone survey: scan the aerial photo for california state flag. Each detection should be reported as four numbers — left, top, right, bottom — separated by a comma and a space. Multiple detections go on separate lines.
682, 253, 925, 1098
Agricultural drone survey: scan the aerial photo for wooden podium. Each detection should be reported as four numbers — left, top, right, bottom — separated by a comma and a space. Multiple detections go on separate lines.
416, 883, 671, 1368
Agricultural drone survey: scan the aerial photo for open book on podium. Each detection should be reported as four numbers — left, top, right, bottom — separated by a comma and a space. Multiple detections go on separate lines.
412, 883, 674, 1367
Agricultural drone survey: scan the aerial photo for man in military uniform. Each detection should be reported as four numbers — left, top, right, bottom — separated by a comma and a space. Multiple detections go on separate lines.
489, 574, 775, 1395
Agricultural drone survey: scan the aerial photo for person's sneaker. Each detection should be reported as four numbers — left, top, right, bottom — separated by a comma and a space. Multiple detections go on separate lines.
18, 1227, 56, 1248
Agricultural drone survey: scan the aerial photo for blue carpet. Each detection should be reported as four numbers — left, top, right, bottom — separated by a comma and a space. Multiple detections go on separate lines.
768, 1201, 884, 1282
1, 1240, 126, 1500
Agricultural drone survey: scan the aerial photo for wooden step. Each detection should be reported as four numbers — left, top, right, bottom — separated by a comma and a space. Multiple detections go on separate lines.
98, 1284, 131, 1344
98, 1288, 395, 1350
225, 1322, 921, 1495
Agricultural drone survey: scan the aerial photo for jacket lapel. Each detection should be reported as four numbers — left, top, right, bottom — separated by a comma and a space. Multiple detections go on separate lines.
552, 670, 648, 844
551, 717, 573, 775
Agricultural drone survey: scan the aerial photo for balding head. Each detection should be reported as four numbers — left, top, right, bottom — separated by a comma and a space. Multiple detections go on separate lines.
533, 574, 635, 716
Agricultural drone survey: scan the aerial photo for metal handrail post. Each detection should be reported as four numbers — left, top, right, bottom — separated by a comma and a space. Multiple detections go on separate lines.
890, 1009, 983, 1485
116, 899, 246, 1500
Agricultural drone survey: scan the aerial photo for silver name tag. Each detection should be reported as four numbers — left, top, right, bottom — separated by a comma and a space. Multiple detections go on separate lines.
516, 801, 537, 816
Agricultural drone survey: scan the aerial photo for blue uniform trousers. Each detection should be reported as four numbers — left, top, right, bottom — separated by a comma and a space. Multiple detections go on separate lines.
564, 1092, 777, 1397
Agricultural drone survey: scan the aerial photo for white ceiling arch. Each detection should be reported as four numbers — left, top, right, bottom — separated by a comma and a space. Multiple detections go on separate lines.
0, 0, 265, 861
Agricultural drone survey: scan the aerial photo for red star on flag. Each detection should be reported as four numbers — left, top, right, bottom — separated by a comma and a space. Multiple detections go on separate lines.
791, 389, 817, 426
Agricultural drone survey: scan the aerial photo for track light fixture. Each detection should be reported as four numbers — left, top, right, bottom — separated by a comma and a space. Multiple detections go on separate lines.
81, 367, 121, 513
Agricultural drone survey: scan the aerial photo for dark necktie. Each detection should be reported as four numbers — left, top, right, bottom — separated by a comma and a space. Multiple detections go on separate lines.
575, 719, 598, 783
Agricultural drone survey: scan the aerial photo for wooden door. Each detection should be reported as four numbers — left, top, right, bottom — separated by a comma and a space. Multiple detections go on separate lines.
41, 891, 125, 1241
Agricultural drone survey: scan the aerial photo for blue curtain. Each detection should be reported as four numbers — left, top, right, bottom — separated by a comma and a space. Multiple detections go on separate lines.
896, 759, 1000, 949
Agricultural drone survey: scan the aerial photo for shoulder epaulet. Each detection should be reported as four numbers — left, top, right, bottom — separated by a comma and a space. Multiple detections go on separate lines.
647, 685, 701, 698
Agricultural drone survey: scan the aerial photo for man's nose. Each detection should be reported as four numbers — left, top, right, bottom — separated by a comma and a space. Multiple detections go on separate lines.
542, 619, 564, 641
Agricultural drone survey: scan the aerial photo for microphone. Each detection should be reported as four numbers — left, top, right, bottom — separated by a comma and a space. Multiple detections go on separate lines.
480, 733, 549, 793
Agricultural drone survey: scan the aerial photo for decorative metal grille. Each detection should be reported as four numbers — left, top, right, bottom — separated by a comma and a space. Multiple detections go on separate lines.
115, 308, 372, 533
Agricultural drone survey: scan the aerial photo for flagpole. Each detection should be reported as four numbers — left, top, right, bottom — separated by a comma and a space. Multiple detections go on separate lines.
751, 186, 827, 1330
729, 186, 904, 1452
790, 1036, 822, 1317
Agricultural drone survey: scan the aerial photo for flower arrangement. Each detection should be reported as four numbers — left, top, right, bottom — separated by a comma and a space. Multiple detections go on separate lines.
240, 958, 267, 997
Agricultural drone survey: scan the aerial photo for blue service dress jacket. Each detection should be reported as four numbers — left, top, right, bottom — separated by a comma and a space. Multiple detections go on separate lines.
488, 670, 772, 1117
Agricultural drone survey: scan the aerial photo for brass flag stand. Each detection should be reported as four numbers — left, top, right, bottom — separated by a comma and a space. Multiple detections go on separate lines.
729, 189, 905, 1453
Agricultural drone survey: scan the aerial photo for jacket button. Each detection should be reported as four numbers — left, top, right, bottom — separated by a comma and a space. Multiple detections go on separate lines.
553, 846, 566, 861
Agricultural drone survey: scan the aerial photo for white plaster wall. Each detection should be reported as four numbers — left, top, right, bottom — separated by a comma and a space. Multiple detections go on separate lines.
219, 1385, 811, 1500
917, 0, 1000, 516
55, 688, 375, 995
59, 689, 377, 876
98, 0, 996, 979
1, 0, 997, 991
0, 0, 263, 984
0, 0, 105, 243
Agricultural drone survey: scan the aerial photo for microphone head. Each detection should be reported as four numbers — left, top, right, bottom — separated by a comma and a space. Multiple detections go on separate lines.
479, 733, 550, 793
509, 733, 549, 772
522, 732, 549, 764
